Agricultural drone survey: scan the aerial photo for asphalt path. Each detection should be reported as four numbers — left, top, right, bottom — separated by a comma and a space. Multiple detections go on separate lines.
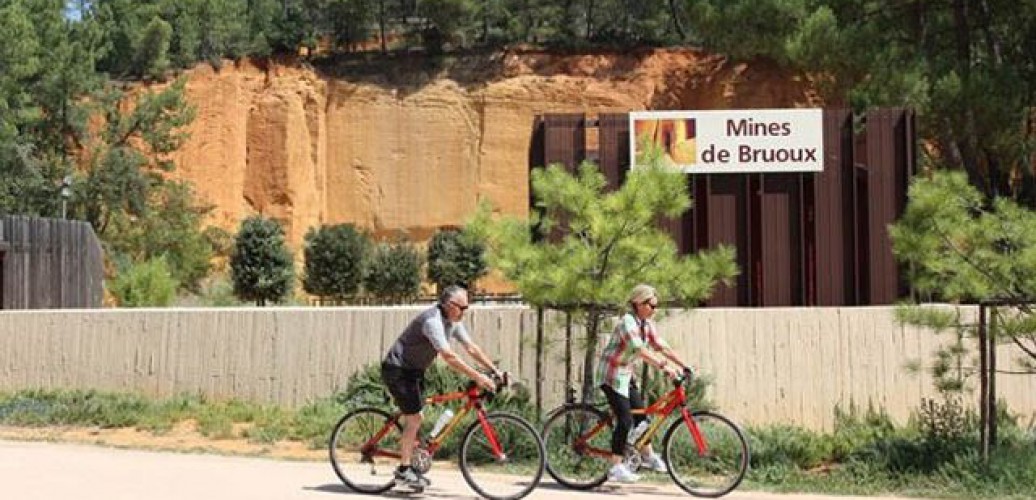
0, 440, 918, 500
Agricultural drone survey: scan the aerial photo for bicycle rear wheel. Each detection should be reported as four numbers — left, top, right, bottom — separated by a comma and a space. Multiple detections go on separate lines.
540, 404, 612, 490
459, 412, 545, 500
664, 410, 749, 497
329, 407, 402, 494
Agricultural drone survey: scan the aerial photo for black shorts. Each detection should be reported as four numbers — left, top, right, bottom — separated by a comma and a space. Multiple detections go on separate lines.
381, 362, 425, 415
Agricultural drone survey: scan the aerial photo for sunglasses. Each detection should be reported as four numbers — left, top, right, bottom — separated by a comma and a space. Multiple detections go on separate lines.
641, 300, 658, 310
450, 301, 469, 311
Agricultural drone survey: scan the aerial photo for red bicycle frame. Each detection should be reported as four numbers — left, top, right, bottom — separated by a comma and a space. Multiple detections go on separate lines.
360, 383, 506, 461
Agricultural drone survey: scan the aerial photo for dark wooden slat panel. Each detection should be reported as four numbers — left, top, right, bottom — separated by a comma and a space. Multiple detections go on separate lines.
759, 174, 802, 306
597, 113, 629, 190
703, 175, 750, 306
814, 109, 855, 305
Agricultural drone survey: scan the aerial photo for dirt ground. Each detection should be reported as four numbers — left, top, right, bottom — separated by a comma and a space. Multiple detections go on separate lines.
0, 421, 326, 461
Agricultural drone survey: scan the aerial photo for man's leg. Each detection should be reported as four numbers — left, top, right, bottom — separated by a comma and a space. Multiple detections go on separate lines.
399, 413, 422, 470
382, 365, 429, 489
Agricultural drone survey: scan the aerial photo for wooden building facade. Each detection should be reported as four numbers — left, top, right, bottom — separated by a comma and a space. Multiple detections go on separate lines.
531, 108, 916, 307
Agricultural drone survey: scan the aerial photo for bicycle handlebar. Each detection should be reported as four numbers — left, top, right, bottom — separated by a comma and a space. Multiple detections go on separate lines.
464, 371, 511, 400
673, 367, 695, 387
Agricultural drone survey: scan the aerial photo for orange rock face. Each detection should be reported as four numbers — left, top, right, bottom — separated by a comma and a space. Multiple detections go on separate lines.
168, 49, 822, 255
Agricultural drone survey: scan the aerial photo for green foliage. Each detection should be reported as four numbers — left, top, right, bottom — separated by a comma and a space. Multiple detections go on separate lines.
426, 227, 488, 293
469, 155, 736, 401
108, 255, 180, 307
132, 17, 173, 80
230, 215, 295, 306
684, 0, 808, 62
104, 181, 214, 292
302, 223, 371, 301
364, 238, 422, 303
196, 274, 245, 306
891, 171, 1036, 394
471, 157, 737, 309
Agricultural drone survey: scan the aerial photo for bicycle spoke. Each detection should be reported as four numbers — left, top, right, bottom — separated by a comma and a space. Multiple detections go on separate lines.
460, 413, 545, 500
541, 405, 612, 490
329, 408, 401, 494
664, 411, 749, 497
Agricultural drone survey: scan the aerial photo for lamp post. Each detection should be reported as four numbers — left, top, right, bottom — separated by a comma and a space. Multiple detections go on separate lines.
60, 175, 73, 219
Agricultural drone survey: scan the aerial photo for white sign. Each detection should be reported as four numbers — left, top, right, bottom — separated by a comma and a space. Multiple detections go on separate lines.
629, 109, 824, 173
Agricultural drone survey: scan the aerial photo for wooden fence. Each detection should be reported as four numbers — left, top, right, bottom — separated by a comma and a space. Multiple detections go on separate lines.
0, 216, 104, 309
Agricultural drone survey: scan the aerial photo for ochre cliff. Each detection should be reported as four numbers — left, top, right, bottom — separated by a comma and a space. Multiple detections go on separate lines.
169, 48, 821, 256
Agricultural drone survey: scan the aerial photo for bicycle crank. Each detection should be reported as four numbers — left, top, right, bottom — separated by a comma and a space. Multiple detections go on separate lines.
412, 446, 433, 474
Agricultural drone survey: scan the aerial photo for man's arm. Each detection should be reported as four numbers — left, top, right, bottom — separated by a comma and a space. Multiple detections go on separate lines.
463, 342, 503, 378
440, 347, 496, 390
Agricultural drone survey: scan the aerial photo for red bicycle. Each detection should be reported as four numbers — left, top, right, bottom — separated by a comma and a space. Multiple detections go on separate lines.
541, 370, 749, 497
329, 375, 545, 500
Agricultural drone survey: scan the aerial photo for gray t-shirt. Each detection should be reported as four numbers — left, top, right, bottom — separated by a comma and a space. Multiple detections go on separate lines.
383, 305, 473, 370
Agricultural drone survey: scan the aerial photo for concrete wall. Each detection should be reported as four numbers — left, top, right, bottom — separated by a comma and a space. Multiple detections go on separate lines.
1, 305, 1033, 430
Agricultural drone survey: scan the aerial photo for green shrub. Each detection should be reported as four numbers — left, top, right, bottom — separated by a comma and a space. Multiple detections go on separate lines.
426, 227, 488, 292
749, 424, 831, 470
302, 223, 371, 301
364, 239, 422, 303
109, 256, 179, 307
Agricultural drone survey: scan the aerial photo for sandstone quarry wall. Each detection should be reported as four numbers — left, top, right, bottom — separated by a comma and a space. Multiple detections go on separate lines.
168, 49, 821, 259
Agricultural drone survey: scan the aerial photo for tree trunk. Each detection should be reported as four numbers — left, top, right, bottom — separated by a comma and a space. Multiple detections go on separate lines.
668, 0, 686, 40
564, 312, 573, 402
535, 307, 544, 416
379, 0, 387, 54
585, 0, 594, 41
580, 308, 602, 403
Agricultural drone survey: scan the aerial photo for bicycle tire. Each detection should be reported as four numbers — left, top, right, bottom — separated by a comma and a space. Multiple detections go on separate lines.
328, 407, 402, 494
540, 404, 612, 490
663, 410, 749, 498
459, 412, 545, 500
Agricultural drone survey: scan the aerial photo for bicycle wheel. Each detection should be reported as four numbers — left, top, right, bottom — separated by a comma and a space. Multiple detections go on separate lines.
329, 407, 402, 494
540, 404, 612, 490
459, 412, 545, 500
664, 410, 749, 497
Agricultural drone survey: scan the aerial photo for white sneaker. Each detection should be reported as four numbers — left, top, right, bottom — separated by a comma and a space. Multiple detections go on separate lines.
608, 462, 640, 483
642, 452, 668, 473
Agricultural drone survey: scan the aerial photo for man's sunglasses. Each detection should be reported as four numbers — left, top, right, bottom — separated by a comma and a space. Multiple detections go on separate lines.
450, 301, 469, 311
641, 300, 659, 310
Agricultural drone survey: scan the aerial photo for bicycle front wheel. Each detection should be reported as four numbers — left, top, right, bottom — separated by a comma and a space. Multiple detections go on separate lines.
329, 407, 402, 494
540, 404, 612, 490
459, 412, 545, 500
664, 410, 749, 498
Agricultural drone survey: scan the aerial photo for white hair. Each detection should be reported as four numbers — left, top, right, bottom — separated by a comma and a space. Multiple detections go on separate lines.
627, 284, 657, 305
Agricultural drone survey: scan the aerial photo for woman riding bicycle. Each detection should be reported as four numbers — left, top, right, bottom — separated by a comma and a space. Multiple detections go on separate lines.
597, 283, 690, 483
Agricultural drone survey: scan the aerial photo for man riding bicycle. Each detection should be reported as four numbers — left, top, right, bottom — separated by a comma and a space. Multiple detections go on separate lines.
381, 285, 503, 490
598, 283, 691, 483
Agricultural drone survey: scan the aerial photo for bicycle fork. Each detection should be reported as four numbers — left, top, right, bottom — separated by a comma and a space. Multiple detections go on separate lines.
476, 411, 508, 462
680, 407, 710, 456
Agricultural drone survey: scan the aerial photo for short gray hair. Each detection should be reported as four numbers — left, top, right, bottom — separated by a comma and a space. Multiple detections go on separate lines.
627, 284, 657, 306
439, 285, 468, 305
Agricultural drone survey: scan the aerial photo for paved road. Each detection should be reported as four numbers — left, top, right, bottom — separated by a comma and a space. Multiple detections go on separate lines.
1, 440, 912, 500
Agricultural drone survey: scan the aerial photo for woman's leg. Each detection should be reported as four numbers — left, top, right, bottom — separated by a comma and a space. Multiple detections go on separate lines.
627, 382, 654, 455
601, 384, 634, 465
